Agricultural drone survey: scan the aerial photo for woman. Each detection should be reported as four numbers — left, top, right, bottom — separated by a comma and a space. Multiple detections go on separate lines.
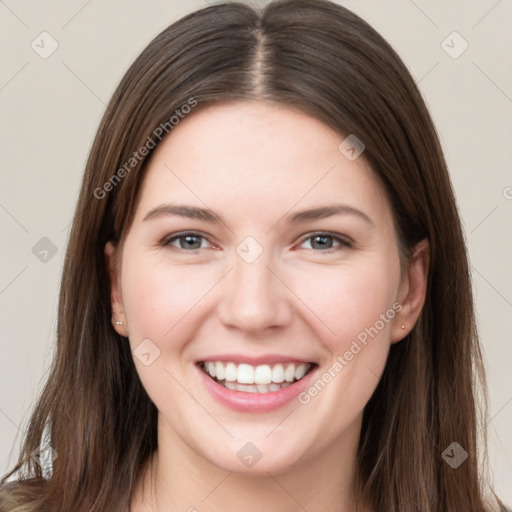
1, 0, 508, 510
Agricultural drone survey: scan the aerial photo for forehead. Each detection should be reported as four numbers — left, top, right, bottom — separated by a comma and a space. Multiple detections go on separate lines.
134, 101, 392, 230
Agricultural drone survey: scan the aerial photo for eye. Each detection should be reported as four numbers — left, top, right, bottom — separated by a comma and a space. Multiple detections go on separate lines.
161, 231, 352, 253
298, 232, 352, 252
162, 231, 213, 251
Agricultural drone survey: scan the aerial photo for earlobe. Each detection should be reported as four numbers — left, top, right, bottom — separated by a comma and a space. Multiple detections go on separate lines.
105, 241, 129, 337
391, 238, 430, 344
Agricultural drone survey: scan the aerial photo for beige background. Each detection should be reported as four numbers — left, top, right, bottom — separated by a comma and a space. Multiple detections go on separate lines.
1, 0, 511, 505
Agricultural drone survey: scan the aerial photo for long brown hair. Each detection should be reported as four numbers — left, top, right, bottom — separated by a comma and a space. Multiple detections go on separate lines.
1, 1, 507, 510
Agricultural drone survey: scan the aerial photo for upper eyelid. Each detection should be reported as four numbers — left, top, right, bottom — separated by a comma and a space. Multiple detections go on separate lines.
163, 230, 212, 240
297, 232, 352, 245
162, 231, 215, 248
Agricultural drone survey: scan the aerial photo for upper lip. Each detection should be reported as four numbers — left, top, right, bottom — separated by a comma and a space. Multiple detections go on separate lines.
197, 354, 315, 365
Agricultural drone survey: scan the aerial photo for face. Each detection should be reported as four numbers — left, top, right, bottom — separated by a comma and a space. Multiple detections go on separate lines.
107, 101, 426, 475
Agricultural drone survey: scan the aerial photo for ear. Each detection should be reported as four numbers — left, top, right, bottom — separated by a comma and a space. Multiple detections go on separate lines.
391, 238, 429, 344
105, 241, 129, 337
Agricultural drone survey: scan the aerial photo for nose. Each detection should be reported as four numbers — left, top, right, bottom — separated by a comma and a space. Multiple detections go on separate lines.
217, 250, 294, 334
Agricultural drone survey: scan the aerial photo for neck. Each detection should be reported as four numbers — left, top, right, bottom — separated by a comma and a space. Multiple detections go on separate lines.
131, 413, 369, 512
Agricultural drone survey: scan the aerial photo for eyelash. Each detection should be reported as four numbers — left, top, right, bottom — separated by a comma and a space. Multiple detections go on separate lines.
161, 231, 353, 253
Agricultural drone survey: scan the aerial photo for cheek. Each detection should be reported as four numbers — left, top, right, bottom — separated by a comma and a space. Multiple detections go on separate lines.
121, 253, 218, 345
291, 262, 399, 433
292, 260, 399, 347
119, 253, 216, 413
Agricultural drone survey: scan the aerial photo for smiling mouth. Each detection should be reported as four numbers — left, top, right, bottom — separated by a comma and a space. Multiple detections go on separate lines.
198, 361, 316, 393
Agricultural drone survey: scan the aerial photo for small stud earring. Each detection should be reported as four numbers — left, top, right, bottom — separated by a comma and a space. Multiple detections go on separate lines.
401, 325, 405, 329
112, 317, 123, 326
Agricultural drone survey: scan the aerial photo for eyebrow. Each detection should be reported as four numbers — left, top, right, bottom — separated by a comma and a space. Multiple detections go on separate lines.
143, 204, 222, 223
143, 203, 374, 227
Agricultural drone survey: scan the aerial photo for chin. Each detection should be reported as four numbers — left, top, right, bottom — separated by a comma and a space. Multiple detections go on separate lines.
195, 433, 311, 476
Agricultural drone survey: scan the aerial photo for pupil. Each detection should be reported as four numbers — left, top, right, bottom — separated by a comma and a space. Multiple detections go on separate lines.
312, 235, 332, 249
182, 236, 200, 249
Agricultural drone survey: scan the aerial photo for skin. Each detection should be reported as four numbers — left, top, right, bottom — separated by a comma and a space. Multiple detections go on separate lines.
105, 101, 429, 512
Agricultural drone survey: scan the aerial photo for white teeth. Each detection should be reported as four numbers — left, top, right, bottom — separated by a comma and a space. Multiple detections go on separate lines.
201, 360, 313, 392
215, 362, 225, 381
254, 365, 272, 384
238, 384, 258, 393
271, 364, 285, 383
294, 363, 308, 380
225, 362, 237, 382
237, 364, 254, 384
224, 380, 237, 390
284, 364, 296, 382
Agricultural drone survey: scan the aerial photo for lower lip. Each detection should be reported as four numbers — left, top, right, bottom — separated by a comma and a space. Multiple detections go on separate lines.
196, 364, 317, 413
